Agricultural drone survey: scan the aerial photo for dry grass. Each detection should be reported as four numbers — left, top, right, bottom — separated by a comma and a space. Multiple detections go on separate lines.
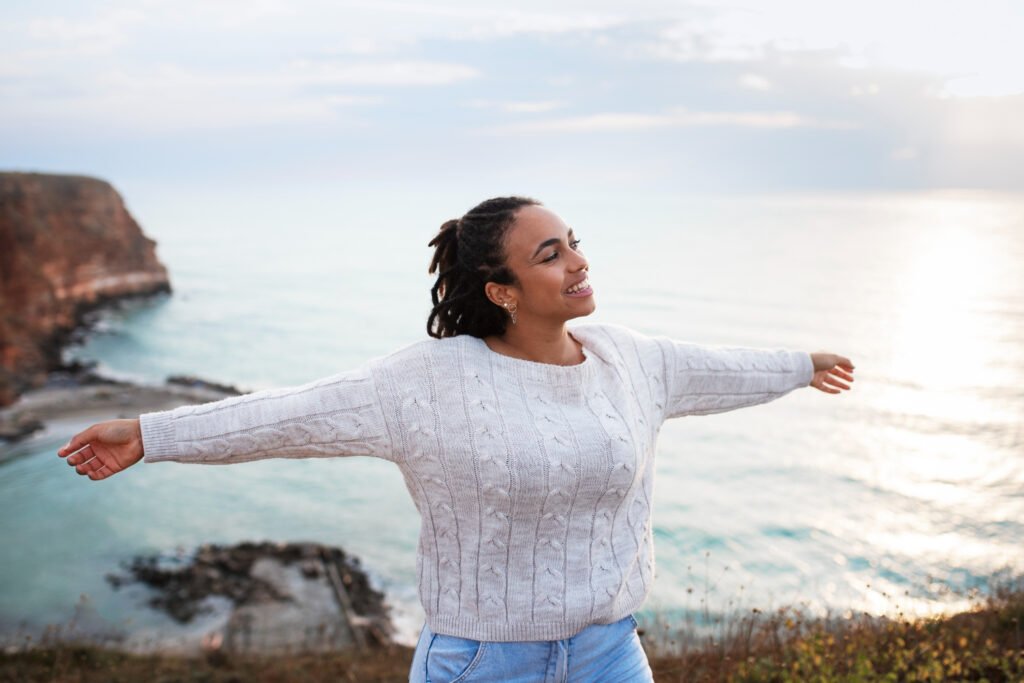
645, 580, 1024, 682
0, 644, 415, 683
3, 583, 1022, 682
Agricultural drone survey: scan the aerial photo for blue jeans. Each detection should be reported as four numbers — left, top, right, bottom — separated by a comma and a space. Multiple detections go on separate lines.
408, 615, 654, 683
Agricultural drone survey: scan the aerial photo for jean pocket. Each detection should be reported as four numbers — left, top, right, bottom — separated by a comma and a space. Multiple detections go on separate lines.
425, 633, 487, 683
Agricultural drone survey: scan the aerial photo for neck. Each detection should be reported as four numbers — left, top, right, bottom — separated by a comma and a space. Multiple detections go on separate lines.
485, 319, 584, 365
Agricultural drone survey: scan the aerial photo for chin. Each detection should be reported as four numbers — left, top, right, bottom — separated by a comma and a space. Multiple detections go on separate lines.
566, 300, 597, 321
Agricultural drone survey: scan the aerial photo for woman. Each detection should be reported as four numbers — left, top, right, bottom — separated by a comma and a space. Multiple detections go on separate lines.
58, 196, 854, 682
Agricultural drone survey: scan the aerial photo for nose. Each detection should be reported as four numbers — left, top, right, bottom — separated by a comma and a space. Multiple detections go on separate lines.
569, 247, 588, 272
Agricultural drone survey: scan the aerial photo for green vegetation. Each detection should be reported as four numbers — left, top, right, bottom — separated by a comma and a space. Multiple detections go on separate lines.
3, 585, 1021, 682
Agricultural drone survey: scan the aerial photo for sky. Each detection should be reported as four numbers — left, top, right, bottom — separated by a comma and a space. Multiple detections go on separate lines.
2, 0, 1023, 197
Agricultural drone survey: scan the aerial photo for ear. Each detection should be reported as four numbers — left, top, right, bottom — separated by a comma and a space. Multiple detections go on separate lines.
484, 281, 516, 308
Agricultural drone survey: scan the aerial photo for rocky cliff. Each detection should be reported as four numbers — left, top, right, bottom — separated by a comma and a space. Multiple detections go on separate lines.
0, 172, 171, 406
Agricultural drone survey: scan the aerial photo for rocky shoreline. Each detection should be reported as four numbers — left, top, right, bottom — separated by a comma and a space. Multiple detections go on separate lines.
0, 351, 407, 658
1, 171, 401, 657
0, 363, 241, 450
0, 370, 402, 656
105, 541, 393, 655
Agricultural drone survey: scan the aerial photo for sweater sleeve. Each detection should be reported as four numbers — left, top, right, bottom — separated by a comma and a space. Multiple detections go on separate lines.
139, 363, 396, 464
655, 337, 813, 420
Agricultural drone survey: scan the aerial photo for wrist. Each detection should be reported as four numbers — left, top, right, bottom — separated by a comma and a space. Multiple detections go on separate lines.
132, 418, 144, 458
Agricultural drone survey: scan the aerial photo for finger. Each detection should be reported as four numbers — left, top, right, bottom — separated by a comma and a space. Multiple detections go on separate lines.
88, 464, 115, 481
832, 368, 855, 382
57, 425, 101, 458
811, 380, 838, 394
66, 444, 95, 466
823, 376, 851, 391
76, 454, 107, 476
59, 442, 91, 462
836, 356, 855, 371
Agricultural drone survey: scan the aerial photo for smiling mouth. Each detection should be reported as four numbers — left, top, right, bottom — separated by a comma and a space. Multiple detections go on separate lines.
565, 276, 591, 295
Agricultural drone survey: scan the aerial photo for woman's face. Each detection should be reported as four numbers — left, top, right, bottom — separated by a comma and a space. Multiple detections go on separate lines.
487, 205, 595, 326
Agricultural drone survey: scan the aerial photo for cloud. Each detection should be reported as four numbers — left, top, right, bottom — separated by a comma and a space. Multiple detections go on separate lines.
505, 101, 565, 113
849, 83, 880, 97
0, 57, 472, 132
631, 2, 1024, 98
3, 1, 1022, 189
738, 73, 772, 91
284, 59, 479, 86
455, 8, 628, 38
637, 13, 766, 64
479, 108, 860, 135
26, 7, 144, 45
465, 99, 565, 113
324, 94, 383, 106
484, 112, 666, 134
939, 94, 1024, 147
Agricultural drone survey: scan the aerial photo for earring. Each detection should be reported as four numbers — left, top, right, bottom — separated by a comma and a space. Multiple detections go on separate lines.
503, 301, 518, 325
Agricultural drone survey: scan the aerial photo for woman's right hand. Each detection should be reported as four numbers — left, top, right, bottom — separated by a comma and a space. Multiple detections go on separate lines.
57, 418, 144, 481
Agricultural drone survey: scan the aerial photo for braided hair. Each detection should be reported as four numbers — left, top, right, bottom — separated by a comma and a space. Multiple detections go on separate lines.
427, 196, 541, 338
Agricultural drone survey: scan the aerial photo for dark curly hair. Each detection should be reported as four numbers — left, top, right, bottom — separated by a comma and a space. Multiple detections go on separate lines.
427, 196, 541, 339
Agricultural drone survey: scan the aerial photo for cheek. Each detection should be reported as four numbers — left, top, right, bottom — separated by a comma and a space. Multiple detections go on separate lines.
520, 270, 569, 309
518, 268, 564, 303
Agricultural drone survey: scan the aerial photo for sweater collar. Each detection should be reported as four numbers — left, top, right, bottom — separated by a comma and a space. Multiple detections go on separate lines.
465, 334, 598, 387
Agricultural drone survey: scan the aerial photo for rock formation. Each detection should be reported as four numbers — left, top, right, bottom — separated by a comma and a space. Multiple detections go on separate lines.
0, 172, 171, 406
106, 541, 394, 654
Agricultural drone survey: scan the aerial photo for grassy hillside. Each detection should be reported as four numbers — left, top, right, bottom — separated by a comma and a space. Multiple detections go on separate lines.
3, 585, 1021, 682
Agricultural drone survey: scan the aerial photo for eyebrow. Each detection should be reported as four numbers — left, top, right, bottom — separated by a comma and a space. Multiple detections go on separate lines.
531, 229, 575, 259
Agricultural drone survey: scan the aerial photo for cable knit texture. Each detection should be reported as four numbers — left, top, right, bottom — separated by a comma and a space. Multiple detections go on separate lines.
140, 323, 813, 641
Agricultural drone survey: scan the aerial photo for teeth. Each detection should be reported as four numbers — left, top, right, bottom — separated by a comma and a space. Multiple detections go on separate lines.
567, 277, 590, 294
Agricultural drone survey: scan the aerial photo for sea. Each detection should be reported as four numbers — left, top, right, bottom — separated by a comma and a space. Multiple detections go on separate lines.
1, 188, 1022, 651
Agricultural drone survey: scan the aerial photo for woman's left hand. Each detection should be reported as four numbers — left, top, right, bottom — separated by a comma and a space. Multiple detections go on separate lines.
809, 353, 855, 394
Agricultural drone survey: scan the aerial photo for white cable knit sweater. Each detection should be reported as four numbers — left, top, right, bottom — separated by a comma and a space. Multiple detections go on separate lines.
140, 323, 813, 641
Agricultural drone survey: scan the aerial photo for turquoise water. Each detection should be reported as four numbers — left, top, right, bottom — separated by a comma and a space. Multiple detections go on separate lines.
2, 189, 1022, 648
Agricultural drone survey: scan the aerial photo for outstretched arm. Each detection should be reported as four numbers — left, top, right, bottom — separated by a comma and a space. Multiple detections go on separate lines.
656, 338, 854, 420
56, 362, 396, 481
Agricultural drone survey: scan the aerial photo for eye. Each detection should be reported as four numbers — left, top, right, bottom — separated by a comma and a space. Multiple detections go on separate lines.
540, 238, 581, 263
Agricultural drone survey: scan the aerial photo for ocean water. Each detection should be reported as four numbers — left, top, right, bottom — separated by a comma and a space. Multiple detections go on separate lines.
1, 189, 1022, 649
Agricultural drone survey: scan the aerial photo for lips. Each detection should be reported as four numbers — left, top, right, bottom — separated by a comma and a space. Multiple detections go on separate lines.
564, 275, 592, 296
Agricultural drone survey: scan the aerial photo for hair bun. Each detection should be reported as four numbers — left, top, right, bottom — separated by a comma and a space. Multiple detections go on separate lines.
426, 196, 540, 338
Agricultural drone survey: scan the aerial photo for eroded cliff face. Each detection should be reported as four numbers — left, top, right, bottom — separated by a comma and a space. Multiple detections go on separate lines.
0, 172, 171, 405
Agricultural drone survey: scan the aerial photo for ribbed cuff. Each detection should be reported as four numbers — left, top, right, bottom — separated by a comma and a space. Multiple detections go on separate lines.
139, 411, 179, 463
793, 350, 814, 388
